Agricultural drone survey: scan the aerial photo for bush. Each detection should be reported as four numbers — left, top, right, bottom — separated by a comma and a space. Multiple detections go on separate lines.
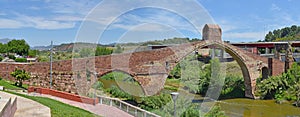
106, 85, 133, 100
15, 58, 27, 62
8, 55, 16, 60
139, 93, 171, 110
0, 56, 3, 62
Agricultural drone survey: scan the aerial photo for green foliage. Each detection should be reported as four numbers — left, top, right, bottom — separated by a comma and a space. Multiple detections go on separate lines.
10, 69, 30, 87
8, 55, 16, 60
92, 81, 103, 90
101, 71, 133, 81
95, 46, 113, 56
79, 48, 93, 57
264, 25, 300, 42
105, 85, 133, 100
15, 58, 27, 62
256, 63, 300, 106
0, 43, 8, 53
28, 49, 39, 57
139, 93, 171, 110
220, 75, 245, 98
114, 45, 123, 53
0, 56, 3, 62
6, 91, 98, 117
169, 64, 181, 79
7, 39, 30, 56
0, 79, 27, 90
204, 105, 227, 117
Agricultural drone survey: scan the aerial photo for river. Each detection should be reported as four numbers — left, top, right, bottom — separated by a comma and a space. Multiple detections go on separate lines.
99, 79, 300, 117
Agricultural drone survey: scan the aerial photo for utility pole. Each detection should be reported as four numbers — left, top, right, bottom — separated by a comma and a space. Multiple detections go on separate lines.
50, 41, 53, 89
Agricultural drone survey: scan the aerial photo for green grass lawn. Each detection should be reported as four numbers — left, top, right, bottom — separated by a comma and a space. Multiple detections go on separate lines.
0, 80, 28, 90
6, 91, 99, 117
0, 80, 99, 117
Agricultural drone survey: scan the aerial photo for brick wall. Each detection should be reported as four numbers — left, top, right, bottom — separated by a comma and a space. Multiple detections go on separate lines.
28, 86, 98, 105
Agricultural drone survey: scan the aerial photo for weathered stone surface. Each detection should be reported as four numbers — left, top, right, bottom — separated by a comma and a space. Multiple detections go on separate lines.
0, 24, 285, 98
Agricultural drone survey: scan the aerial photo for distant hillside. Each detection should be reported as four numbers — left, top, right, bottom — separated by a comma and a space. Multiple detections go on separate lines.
56, 42, 106, 52
32, 37, 201, 52
0, 38, 11, 44
118, 37, 200, 46
31, 45, 53, 51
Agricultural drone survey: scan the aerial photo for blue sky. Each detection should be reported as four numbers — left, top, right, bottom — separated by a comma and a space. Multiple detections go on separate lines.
0, 0, 299, 46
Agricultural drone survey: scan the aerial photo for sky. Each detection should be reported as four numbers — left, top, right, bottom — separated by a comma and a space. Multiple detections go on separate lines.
0, 0, 299, 46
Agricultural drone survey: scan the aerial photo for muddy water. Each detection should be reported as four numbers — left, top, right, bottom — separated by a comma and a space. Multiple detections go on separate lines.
218, 99, 300, 117
100, 79, 300, 117
192, 94, 300, 117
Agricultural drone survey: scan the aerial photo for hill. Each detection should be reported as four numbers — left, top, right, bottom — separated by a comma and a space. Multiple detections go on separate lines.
0, 38, 11, 44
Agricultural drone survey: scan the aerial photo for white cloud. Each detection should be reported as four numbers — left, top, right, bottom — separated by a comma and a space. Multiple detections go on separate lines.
28, 6, 40, 10
0, 19, 24, 29
53, 15, 84, 22
271, 4, 281, 11
0, 14, 76, 29
223, 32, 265, 41
18, 15, 75, 29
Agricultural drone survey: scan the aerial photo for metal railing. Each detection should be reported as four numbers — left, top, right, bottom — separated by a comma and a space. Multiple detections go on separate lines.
97, 95, 160, 117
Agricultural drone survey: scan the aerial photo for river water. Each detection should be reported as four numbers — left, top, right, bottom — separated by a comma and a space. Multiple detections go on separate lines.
99, 79, 300, 117
218, 98, 300, 117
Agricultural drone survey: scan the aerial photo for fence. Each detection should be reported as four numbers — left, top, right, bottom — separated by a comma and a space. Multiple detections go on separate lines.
97, 95, 160, 117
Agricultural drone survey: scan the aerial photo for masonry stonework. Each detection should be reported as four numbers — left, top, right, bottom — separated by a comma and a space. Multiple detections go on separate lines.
0, 24, 286, 98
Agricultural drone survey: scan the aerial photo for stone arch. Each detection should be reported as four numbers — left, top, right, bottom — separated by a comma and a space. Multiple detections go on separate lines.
166, 41, 253, 98
99, 69, 135, 78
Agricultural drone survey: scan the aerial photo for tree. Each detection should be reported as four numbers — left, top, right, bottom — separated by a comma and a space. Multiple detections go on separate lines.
7, 39, 30, 56
95, 46, 113, 56
0, 43, 8, 54
10, 69, 30, 87
114, 45, 123, 53
28, 50, 39, 57
79, 48, 93, 57
264, 25, 300, 42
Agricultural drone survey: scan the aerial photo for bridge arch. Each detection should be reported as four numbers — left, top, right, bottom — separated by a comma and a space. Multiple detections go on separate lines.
98, 70, 146, 97
164, 40, 258, 98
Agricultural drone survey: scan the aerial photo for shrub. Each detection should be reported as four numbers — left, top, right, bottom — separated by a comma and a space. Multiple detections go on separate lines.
8, 55, 16, 60
106, 85, 133, 100
15, 58, 27, 62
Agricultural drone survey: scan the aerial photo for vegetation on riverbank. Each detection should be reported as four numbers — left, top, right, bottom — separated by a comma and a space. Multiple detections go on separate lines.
256, 63, 300, 107
96, 54, 245, 116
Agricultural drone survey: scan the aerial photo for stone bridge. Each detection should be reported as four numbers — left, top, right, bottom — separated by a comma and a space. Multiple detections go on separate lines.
0, 24, 286, 99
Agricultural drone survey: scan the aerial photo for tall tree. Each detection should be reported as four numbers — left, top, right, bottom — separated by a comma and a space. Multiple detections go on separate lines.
7, 39, 30, 56
10, 69, 30, 87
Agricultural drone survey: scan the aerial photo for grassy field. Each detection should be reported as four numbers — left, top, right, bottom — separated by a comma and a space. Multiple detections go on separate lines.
0, 80, 28, 90
6, 91, 99, 117
0, 80, 99, 117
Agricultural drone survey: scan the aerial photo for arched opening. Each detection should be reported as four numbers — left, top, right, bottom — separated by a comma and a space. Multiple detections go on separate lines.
95, 70, 145, 98
165, 42, 251, 98
261, 67, 269, 80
